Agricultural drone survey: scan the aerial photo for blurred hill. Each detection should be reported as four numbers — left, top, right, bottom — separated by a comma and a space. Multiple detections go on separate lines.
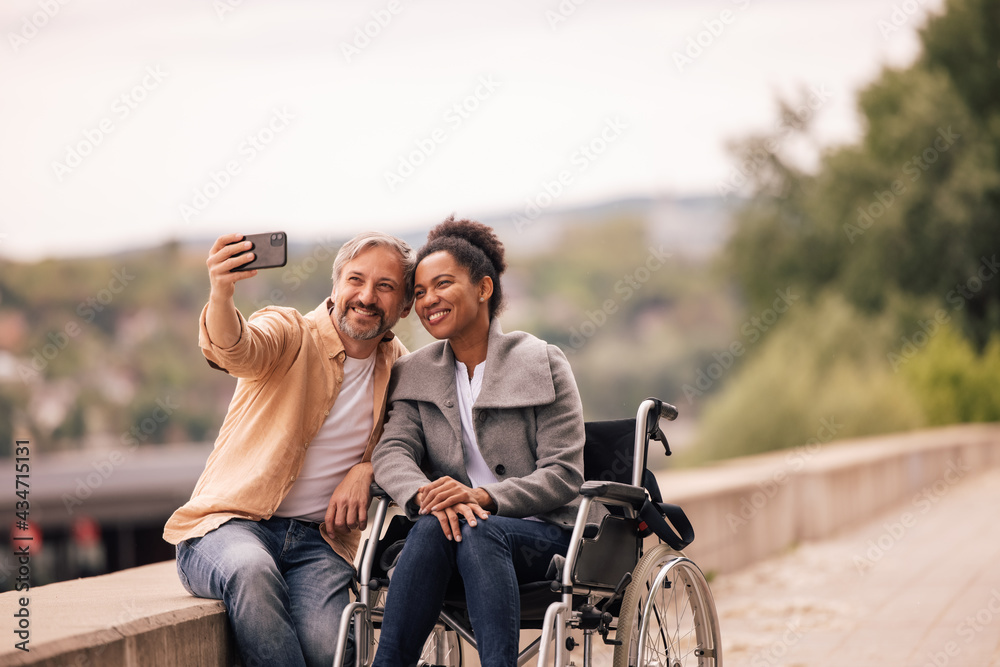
0, 196, 737, 456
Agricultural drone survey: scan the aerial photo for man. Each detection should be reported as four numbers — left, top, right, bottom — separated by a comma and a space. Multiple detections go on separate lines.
163, 231, 414, 667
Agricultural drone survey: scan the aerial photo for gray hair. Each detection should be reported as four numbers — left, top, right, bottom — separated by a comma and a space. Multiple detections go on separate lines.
332, 231, 416, 302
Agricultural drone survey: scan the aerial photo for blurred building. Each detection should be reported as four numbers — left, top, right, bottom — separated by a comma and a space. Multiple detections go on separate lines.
0, 443, 207, 589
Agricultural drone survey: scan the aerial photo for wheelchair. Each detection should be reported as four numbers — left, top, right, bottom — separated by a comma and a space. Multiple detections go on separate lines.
333, 398, 722, 667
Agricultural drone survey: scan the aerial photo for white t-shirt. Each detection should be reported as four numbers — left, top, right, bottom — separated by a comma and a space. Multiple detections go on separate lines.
275, 351, 376, 522
455, 359, 540, 521
455, 360, 499, 489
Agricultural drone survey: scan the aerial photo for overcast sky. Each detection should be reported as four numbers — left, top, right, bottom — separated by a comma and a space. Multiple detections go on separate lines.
1, 0, 943, 260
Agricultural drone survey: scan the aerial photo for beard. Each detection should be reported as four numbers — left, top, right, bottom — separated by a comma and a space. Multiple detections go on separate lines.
335, 300, 390, 341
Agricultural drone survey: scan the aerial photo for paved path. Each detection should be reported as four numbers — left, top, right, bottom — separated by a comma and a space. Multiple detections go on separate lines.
711, 467, 1000, 666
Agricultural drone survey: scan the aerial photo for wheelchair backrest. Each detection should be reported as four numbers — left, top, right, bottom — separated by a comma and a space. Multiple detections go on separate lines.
583, 419, 663, 504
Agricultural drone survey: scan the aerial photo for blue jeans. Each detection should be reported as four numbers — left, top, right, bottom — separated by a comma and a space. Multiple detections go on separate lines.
373, 515, 572, 667
175, 517, 355, 667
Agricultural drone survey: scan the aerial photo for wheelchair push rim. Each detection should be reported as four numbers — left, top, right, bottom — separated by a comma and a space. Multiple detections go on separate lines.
613, 544, 721, 667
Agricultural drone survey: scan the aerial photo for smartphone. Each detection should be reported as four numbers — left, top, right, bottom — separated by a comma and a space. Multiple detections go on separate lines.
230, 232, 288, 272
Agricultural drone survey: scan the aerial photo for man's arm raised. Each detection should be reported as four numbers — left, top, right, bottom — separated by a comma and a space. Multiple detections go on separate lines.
205, 233, 258, 349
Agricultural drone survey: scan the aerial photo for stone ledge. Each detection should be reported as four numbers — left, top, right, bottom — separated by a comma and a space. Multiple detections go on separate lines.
0, 561, 235, 666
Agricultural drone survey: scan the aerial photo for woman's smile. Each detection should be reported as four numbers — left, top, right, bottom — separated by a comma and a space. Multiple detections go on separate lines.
425, 308, 451, 325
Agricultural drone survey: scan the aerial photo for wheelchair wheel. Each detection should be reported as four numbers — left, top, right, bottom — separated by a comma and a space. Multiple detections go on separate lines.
417, 625, 463, 666
613, 544, 721, 667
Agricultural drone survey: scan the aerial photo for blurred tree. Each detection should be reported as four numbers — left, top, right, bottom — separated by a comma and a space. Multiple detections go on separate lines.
725, 0, 1000, 348
903, 325, 1000, 423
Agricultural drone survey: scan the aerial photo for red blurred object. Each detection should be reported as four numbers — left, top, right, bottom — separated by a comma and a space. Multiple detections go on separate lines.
72, 515, 101, 545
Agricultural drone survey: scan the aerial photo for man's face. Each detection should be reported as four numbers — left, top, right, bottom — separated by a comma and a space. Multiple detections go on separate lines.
331, 245, 410, 341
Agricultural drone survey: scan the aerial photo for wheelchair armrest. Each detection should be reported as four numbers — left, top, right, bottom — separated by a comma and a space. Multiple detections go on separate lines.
579, 481, 646, 509
370, 482, 389, 498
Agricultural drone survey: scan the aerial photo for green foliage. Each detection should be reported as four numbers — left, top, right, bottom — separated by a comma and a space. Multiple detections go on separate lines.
902, 325, 1000, 424
686, 296, 926, 464
920, 0, 1000, 124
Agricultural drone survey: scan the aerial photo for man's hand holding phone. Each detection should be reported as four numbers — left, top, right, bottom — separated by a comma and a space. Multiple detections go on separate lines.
208, 234, 259, 301
205, 232, 288, 348
207, 231, 287, 300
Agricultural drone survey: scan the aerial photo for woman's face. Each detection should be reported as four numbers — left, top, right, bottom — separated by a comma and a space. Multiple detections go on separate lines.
413, 250, 489, 340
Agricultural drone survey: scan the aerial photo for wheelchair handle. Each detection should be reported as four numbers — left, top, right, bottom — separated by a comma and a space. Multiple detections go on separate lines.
632, 398, 678, 488
658, 400, 679, 421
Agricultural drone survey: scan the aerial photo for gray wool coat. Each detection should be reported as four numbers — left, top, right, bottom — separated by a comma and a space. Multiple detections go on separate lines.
372, 318, 586, 527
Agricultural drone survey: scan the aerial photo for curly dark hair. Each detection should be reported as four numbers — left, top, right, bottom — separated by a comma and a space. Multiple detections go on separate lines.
416, 215, 507, 318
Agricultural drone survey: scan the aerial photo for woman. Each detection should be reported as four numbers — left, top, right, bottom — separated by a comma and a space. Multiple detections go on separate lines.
371, 217, 586, 667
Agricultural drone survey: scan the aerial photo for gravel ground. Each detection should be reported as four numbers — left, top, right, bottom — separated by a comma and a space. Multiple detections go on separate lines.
710, 467, 1000, 667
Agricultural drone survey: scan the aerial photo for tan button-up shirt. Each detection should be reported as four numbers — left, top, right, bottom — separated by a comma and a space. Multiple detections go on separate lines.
163, 298, 407, 564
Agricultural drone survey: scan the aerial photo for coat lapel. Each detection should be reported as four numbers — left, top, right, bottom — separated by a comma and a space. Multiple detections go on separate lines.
476, 318, 555, 409
388, 319, 556, 457
389, 340, 463, 441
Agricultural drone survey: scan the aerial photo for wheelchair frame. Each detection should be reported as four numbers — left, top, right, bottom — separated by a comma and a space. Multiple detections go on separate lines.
333, 398, 722, 667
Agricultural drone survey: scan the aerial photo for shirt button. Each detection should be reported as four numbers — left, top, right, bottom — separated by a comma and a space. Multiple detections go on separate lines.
444, 400, 454, 408
494, 464, 506, 476
304, 442, 310, 449
325, 410, 330, 416
290, 475, 296, 482
478, 412, 488, 423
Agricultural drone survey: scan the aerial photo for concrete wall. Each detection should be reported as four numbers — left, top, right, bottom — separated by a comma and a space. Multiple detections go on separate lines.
663, 423, 1000, 574
2, 423, 998, 666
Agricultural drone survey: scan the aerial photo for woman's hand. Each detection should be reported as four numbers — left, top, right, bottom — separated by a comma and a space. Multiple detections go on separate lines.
429, 502, 486, 542
417, 476, 495, 516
